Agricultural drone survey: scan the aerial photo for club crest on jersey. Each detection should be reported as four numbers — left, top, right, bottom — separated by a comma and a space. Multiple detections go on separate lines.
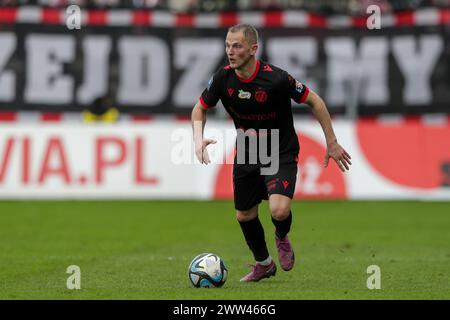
295, 80, 304, 93
238, 90, 251, 99
255, 90, 268, 103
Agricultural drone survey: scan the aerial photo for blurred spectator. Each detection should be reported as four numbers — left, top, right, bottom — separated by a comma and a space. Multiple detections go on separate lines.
1, 0, 29, 5
349, 0, 392, 15
168, 0, 198, 12
432, 0, 450, 6
92, 0, 121, 7
237, 0, 280, 10
82, 95, 120, 123
200, 0, 236, 11
37, 0, 69, 7
132, 0, 166, 9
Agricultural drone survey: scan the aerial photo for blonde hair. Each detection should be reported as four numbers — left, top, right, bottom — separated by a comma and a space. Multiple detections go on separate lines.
228, 24, 259, 45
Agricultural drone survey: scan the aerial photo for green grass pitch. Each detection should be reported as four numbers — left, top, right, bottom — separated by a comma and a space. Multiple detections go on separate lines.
0, 200, 449, 299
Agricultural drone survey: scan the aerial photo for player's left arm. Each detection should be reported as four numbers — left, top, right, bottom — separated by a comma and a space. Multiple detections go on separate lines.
304, 90, 352, 172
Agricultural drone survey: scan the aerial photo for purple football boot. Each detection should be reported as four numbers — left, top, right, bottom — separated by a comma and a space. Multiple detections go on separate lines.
276, 235, 295, 271
240, 260, 277, 282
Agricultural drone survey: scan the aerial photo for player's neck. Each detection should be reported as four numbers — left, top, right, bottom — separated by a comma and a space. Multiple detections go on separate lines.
234, 58, 258, 80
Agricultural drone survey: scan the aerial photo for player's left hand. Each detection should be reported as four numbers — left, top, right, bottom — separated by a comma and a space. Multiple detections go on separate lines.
324, 141, 352, 172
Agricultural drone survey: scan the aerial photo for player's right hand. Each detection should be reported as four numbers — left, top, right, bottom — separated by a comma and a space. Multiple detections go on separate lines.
195, 138, 217, 164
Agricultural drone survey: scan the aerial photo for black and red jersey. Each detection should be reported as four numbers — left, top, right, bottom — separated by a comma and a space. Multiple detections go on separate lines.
200, 60, 309, 158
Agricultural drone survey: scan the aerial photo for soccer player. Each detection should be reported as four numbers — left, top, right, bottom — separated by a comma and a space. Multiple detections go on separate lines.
191, 24, 351, 282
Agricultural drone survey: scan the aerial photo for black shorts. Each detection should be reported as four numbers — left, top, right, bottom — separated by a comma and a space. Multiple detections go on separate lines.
233, 155, 298, 211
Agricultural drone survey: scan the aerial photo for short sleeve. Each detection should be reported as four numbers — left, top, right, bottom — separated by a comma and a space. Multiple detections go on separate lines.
199, 69, 224, 110
283, 72, 310, 104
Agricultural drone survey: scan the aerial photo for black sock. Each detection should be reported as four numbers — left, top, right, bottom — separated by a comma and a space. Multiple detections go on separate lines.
238, 216, 269, 262
272, 211, 292, 239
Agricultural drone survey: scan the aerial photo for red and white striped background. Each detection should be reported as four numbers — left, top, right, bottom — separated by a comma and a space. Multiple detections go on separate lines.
0, 7, 449, 28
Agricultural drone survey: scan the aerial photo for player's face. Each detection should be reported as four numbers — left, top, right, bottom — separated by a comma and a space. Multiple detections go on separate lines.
225, 31, 257, 70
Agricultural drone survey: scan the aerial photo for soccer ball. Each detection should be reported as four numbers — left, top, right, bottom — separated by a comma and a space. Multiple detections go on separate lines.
188, 253, 228, 288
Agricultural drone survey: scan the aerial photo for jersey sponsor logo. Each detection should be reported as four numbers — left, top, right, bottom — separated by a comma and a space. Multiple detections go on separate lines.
228, 88, 234, 97
255, 90, 268, 103
228, 106, 277, 121
238, 90, 251, 99
263, 65, 273, 72
295, 80, 304, 93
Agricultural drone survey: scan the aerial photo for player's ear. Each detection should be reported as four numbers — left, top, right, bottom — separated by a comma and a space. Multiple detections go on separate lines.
250, 43, 258, 56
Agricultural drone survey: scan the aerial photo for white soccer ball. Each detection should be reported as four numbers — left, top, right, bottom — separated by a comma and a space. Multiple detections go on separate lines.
188, 253, 228, 288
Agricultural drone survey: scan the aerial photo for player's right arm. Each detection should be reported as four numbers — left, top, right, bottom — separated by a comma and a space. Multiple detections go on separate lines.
191, 69, 224, 165
191, 101, 216, 164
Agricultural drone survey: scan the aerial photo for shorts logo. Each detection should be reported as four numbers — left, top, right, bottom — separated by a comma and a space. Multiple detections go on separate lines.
282, 180, 289, 189
238, 90, 251, 99
267, 178, 279, 192
255, 90, 268, 103
228, 88, 234, 97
